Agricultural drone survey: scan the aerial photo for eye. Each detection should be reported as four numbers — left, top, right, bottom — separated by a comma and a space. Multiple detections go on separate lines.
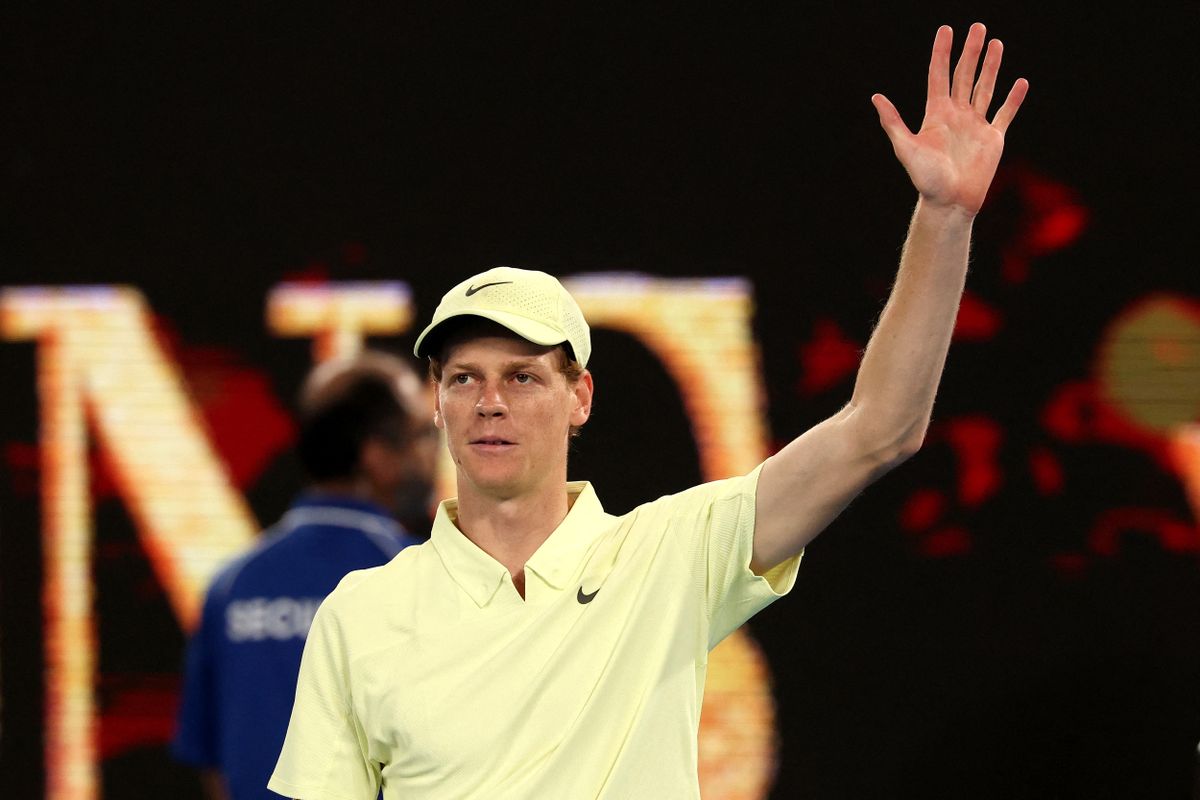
451, 373, 472, 385
513, 373, 532, 384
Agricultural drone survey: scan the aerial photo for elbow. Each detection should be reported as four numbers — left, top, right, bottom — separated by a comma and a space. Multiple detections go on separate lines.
889, 417, 930, 462
894, 419, 929, 461
840, 402, 929, 472
871, 437, 922, 473
889, 434, 924, 466
856, 414, 928, 471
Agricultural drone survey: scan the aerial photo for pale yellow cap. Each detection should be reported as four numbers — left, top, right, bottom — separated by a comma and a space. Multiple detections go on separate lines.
413, 267, 591, 367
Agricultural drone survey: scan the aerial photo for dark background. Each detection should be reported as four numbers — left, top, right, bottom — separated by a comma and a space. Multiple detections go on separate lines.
3, 3, 1200, 798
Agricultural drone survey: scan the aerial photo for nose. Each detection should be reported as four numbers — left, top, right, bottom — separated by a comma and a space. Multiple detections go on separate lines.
475, 383, 507, 418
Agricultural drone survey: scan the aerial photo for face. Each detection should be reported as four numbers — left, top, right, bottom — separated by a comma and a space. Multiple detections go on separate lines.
434, 334, 592, 502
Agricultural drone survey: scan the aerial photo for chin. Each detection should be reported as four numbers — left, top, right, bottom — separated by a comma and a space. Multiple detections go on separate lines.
458, 464, 524, 498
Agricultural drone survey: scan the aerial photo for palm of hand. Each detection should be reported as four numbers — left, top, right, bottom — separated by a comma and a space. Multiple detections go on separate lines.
904, 96, 1008, 213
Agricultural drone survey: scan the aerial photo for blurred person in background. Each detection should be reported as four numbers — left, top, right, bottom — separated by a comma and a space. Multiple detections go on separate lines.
172, 350, 438, 800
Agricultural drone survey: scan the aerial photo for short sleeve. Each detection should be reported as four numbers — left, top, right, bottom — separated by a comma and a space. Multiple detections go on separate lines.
171, 588, 222, 766
268, 594, 381, 800
696, 463, 802, 649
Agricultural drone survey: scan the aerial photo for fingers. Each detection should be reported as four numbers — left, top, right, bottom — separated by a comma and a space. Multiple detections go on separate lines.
951, 22, 987, 104
931, 21, 1027, 131
926, 25, 953, 104
991, 77, 1030, 133
971, 39, 1003, 114
871, 93, 912, 149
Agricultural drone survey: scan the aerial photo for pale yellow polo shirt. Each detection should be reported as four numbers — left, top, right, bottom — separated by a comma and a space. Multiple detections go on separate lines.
270, 464, 800, 799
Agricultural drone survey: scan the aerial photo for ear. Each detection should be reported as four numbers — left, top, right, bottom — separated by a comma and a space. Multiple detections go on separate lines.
570, 370, 594, 427
433, 392, 444, 430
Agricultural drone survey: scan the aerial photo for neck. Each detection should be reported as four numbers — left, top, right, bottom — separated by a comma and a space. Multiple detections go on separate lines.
453, 478, 571, 584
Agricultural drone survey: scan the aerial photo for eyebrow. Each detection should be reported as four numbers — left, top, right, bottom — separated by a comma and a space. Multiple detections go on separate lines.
446, 358, 549, 373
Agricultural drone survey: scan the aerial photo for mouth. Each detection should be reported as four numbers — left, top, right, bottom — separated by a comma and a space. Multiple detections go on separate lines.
469, 436, 516, 448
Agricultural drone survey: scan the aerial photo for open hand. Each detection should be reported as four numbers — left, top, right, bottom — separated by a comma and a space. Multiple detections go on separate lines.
872, 23, 1029, 216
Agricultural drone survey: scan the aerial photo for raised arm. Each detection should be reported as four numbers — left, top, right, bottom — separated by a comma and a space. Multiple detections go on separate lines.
752, 23, 1028, 571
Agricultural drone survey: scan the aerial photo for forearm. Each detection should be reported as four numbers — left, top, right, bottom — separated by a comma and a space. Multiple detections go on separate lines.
845, 196, 974, 458
751, 24, 1024, 568
753, 198, 975, 568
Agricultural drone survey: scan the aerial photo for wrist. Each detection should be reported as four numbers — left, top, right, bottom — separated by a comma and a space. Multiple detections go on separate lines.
913, 195, 978, 230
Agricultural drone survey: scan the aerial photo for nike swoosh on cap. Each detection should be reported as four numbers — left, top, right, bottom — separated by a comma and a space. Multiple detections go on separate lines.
465, 281, 514, 296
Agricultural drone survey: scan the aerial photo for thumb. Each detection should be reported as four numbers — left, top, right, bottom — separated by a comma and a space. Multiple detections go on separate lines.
871, 93, 911, 151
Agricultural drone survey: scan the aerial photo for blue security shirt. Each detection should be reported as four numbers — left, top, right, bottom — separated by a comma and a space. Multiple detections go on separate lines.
172, 493, 419, 800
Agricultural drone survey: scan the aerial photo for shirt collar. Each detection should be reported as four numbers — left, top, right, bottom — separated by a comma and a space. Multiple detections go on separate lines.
430, 501, 510, 607
525, 482, 606, 590
430, 482, 606, 607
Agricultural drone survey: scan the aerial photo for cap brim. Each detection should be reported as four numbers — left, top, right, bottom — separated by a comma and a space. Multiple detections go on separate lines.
414, 309, 569, 359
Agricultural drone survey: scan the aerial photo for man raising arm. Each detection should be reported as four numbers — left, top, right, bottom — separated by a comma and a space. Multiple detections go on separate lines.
753, 22, 1028, 571
269, 22, 1027, 799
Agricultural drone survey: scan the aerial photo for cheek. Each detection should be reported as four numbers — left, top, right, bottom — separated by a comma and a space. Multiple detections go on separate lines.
437, 394, 470, 428
529, 397, 577, 434
435, 386, 459, 425
434, 400, 466, 463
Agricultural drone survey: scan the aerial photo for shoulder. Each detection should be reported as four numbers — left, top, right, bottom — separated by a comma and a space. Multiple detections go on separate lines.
624, 464, 763, 521
307, 543, 434, 656
321, 540, 432, 612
